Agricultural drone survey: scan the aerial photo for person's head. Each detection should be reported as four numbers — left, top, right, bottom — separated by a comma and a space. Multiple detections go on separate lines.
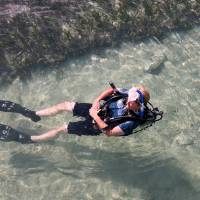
127, 85, 150, 112
137, 85, 150, 104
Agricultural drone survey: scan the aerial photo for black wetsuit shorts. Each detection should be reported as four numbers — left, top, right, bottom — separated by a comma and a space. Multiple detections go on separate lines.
67, 103, 101, 136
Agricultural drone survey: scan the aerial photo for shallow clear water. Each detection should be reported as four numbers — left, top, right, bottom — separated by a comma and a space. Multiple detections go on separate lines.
0, 26, 200, 200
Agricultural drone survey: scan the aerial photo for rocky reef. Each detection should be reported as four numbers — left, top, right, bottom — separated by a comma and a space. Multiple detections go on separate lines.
0, 0, 199, 78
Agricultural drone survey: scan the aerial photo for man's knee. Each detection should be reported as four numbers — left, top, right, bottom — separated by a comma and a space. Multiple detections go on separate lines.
63, 101, 76, 112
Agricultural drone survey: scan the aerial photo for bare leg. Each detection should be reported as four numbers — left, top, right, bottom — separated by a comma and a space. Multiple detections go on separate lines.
36, 101, 75, 117
31, 123, 68, 142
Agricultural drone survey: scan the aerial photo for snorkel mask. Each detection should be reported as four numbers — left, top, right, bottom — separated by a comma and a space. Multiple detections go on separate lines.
128, 87, 144, 105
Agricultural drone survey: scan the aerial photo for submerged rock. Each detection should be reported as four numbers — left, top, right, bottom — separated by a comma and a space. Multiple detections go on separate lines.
0, 0, 199, 78
174, 133, 194, 146
144, 53, 167, 74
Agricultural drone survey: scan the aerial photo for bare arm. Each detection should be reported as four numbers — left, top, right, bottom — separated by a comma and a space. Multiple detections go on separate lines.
89, 108, 108, 129
104, 126, 125, 136
90, 88, 125, 136
90, 88, 114, 129
92, 88, 114, 109
89, 108, 125, 136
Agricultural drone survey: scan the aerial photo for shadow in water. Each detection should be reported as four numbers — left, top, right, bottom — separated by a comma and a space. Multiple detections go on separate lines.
9, 152, 56, 175
147, 63, 165, 75
9, 141, 200, 200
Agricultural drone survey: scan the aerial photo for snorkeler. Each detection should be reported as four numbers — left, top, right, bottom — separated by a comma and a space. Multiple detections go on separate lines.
30, 82, 162, 142
0, 83, 162, 143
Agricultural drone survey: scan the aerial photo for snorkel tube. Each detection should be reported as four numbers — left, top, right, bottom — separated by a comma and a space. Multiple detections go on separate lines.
109, 81, 117, 90
109, 81, 121, 95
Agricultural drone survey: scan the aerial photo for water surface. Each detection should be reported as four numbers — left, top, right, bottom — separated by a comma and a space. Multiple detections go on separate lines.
0, 27, 200, 200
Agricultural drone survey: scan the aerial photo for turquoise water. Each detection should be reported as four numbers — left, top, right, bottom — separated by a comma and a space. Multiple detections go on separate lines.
0, 26, 200, 200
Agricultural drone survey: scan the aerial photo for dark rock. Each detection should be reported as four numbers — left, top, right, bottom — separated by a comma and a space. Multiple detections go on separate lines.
0, 0, 199, 79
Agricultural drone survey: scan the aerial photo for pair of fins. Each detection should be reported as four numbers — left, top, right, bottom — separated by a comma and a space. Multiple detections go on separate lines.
0, 100, 41, 143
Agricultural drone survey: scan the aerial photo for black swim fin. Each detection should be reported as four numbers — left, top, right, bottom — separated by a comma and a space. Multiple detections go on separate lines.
0, 100, 41, 122
0, 124, 34, 144
20, 108, 41, 122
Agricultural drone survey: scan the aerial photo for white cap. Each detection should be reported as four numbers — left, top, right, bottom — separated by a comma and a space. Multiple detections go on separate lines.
128, 87, 140, 103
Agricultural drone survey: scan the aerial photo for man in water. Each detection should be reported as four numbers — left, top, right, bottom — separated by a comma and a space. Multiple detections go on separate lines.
0, 85, 151, 143
30, 85, 150, 142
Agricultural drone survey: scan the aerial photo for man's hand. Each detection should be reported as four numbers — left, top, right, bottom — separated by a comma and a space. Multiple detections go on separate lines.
89, 107, 108, 130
